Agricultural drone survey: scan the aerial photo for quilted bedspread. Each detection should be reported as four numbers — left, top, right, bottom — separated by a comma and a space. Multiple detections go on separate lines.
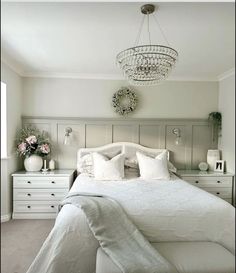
26, 174, 235, 273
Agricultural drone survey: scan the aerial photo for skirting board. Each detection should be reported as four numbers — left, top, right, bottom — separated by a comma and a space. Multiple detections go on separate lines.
1, 213, 12, 222
12, 213, 57, 219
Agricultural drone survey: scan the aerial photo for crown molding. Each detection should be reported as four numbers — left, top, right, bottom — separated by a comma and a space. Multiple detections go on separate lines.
1, 56, 24, 76
167, 76, 218, 82
217, 68, 235, 81
0, 54, 223, 83
22, 72, 125, 80
21, 71, 218, 82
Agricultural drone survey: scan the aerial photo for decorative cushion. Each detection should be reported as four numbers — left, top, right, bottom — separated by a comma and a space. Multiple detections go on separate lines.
136, 151, 170, 180
96, 242, 235, 273
93, 152, 125, 180
125, 156, 177, 173
77, 148, 122, 175
77, 153, 94, 175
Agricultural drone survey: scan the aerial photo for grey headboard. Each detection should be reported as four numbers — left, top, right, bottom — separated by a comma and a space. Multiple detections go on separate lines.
22, 116, 217, 170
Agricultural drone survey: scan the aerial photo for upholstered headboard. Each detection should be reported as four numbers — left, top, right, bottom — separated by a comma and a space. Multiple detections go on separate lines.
77, 142, 169, 172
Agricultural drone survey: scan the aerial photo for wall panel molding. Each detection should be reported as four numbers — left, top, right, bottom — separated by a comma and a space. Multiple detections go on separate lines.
22, 116, 217, 169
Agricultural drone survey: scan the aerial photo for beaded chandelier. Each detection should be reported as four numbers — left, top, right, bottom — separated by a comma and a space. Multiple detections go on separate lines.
116, 4, 178, 86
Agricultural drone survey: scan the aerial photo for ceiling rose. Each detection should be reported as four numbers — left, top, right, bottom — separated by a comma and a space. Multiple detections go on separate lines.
116, 4, 178, 86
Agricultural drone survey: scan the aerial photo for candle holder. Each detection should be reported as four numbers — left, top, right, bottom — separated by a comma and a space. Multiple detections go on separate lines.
42, 159, 49, 172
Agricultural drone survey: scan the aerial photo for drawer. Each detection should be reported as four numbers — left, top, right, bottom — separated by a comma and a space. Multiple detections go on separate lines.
13, 188, 68, 201
14, 201, 59, 213
203, 187, 232, 198
183, 176, 232, 187
13, 176, 69, 189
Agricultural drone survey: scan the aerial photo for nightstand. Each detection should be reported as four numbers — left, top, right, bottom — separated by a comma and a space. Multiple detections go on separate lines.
12, 169, 75, 219
177, 170, 234, 205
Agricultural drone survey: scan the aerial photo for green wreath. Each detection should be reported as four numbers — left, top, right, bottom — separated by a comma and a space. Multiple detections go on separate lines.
112, 88, 138, 116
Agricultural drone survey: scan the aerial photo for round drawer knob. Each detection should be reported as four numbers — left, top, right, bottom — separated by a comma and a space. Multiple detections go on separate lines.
51, 193, 55, 196
217, 192, 220, 195
51, 205, 55, 208
27, 205, 31, 208
27, 181, 31, 184
217, 181, 221, 183
51, 181, 55, 184
27, 193, 31, 196
195, 181, 199, 184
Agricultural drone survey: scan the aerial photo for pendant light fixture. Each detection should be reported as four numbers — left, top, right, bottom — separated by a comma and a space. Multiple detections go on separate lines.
116, 4, 178, 86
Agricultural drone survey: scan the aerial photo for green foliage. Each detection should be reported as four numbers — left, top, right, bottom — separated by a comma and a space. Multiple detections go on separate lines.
208, 112, 222, 128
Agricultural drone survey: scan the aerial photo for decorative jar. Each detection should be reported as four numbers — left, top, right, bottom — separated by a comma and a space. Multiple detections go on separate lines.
207, 150, 220, 171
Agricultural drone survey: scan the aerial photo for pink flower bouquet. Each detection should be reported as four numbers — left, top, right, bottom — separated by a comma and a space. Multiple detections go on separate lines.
16, 127, 51, 157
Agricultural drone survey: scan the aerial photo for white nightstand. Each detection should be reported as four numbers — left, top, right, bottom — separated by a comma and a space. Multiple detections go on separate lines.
12, 169, 75, 219
177, 170, 234, 205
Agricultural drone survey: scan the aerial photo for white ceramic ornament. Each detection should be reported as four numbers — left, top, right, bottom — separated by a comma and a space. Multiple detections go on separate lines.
198, 162, 209, 171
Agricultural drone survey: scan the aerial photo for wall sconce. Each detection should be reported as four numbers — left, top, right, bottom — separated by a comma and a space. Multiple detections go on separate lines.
172, 128, 182, 145
63, 127, 72, 145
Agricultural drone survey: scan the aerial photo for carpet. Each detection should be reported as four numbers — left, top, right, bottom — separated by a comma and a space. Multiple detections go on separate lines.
1, 219, 55, 273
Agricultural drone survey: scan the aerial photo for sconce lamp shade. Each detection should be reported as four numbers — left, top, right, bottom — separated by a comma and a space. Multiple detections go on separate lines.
63, 127, 72, 145
172, 128, 182, 146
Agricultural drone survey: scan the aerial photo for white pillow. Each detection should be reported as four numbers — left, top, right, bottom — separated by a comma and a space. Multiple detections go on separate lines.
93, 152, 125, 180
77, 149, 122, 176
125, 154, 177, 173
136, 151, 170, 180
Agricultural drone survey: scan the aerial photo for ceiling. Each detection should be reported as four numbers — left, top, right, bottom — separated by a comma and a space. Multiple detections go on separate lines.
1, 1, 235, 80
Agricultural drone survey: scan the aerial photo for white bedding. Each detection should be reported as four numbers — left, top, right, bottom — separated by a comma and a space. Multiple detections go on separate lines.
27, 174, 235, 273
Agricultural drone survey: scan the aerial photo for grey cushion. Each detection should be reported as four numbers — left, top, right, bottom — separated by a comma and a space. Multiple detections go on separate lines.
96, 242, 235, 273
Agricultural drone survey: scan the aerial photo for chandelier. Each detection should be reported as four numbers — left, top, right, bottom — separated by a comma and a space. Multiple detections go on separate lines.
116, 4, 178, 86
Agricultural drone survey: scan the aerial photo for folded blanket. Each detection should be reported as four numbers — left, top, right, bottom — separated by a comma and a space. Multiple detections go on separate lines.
60, 192, 178, 273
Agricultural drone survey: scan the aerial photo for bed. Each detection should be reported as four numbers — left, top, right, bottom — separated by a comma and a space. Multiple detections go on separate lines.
26, 142, 235, 273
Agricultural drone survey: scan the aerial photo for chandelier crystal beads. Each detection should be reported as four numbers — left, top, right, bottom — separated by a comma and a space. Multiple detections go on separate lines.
116, 4, 178, 86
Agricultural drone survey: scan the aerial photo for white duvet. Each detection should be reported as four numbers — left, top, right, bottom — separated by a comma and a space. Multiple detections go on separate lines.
27, 174, 235, 273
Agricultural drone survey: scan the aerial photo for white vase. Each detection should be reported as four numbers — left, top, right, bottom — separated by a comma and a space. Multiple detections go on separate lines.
24, 155, 43, 172
207, 150, 220, 171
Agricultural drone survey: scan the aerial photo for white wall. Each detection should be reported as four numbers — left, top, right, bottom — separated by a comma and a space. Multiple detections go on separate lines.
1, 61, 22, 221
22, 77, 219, 118
218, 73, 235, 173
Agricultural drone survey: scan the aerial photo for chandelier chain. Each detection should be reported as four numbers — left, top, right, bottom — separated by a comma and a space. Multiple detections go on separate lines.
152, 14, 170, 46
147, 14, 151, 45
134, 15, 146, 47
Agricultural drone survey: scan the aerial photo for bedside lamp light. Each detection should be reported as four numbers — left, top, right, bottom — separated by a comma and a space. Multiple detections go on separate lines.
172, 128, 182, 146
63, 127, 72, 145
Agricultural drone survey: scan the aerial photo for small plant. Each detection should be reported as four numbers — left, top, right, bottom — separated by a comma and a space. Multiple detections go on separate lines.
208, 112, 222, 141
208, 112, 222, 128
16, 126, 51, 157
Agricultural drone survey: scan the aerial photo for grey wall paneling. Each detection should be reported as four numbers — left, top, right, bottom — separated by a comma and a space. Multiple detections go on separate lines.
22, 117, 216, 170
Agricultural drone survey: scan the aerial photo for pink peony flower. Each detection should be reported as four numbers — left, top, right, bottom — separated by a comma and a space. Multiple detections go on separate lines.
40, 144, 50, 154
26, 135, 37, 144
18, 142, 26, 152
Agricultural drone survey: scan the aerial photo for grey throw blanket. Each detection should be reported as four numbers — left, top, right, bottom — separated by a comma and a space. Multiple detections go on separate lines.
60, 192, 177, 273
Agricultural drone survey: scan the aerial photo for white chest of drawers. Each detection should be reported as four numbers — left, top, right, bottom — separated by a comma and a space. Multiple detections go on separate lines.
177, 170, 234, 205
12, 170, 75, 219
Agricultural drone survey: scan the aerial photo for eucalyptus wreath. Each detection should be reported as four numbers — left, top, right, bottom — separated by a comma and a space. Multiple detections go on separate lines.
112, 87, 138, 116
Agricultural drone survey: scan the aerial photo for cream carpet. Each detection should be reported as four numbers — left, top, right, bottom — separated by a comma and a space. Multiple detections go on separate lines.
1, 219, 55, 273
